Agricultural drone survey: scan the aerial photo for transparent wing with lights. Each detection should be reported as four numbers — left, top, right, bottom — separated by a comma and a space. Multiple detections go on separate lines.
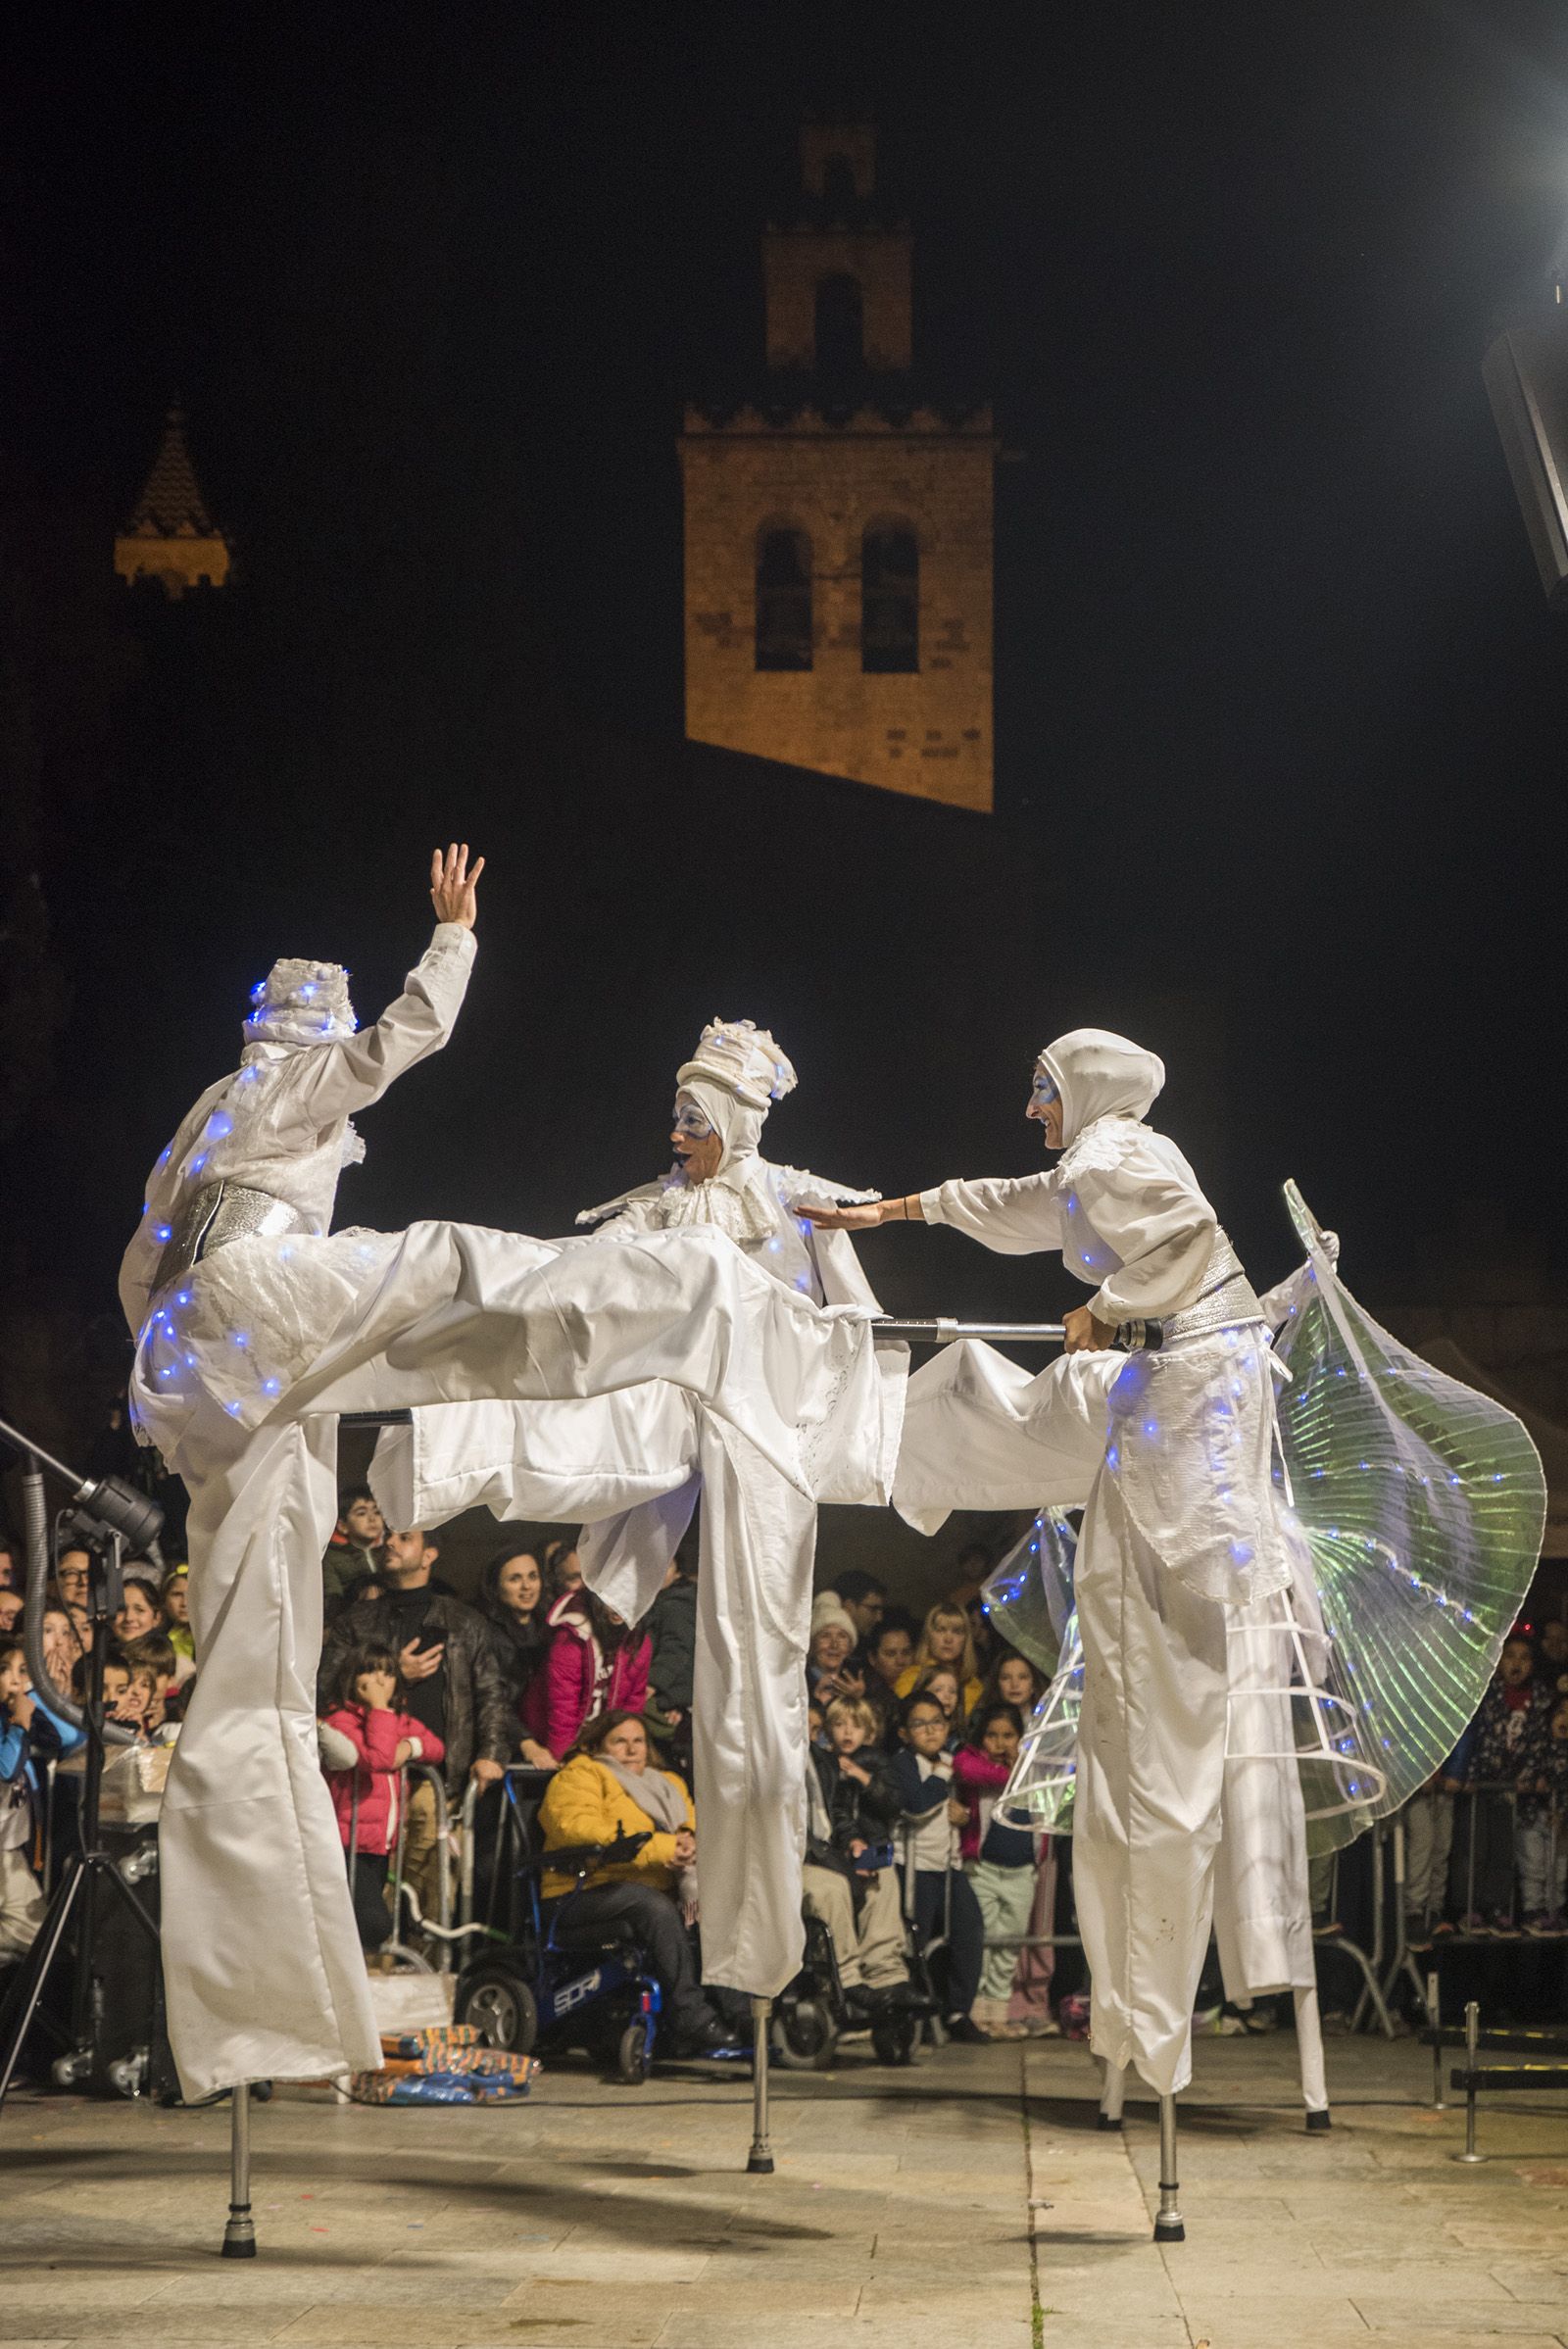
1272, 1180, 1546, 1853
984, 1511, 1084, 1833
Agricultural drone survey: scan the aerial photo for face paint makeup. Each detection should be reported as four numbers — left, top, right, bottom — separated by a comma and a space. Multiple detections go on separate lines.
671, 1100, 715, 1139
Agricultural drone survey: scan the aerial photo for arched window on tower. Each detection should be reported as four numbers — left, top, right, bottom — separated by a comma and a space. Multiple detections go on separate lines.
861, 523, 919, 672
756, 526, 813, 671
814, 273, 863, 374
821, 154, 858, 213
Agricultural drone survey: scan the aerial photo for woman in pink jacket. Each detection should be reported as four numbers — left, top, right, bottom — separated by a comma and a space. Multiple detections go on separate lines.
532, 1588, 651, 1766
321, 1642, 445, 1950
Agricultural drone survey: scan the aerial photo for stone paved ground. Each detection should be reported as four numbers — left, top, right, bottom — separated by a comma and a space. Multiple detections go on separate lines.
2, 2031, 1566, 2347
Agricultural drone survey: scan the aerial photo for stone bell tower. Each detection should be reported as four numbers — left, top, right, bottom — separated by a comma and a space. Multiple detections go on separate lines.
680, 123, 996, 811
115, 406, 231, 599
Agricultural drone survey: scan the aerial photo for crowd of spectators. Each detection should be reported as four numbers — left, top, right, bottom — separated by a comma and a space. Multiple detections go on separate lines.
4, 1498, 1565, 2072
1393, 1620, 1568, 1943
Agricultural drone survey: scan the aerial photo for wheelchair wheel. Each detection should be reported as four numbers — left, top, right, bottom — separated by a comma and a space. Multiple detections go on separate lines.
871, 2014, 918, 2067
773, 1998, 837, 2071
617, 2019, 653, 2084
457, 1960, 539, 2055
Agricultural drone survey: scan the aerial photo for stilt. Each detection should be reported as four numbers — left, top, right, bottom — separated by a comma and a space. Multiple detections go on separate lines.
220, 2082, 257, 2257
1295, 1983, 1331, 2131
1097, 2057, 1127, 2129
746, 1997, 774, 2175
1452, 2000, 1486, 2165
1153, 2093, 1185, 2242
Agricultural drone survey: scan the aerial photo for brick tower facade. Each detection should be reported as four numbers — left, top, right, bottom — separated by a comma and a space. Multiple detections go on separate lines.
680, 125, 996, 812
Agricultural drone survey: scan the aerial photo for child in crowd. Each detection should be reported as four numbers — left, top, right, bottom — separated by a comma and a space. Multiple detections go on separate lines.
889, 1690, 988, 2041
953, 1701, 1040, 2037
0, 1591, 22, 1638
162, 1567, 195, 1666
1451, 1632, 1552, 1934
1520, 1695, 1568, 1933
973, 1648, 1045, 1734
908, 1665, 962, 1748
321, 1642, 446, 1953
538, 1586, 651, 1762
1, 1640, 48, 1964
893, 1603, 983, 1721
113, 1580, 164, 1647
802, 1696, 914, 2022
122, 1632, 184, 1732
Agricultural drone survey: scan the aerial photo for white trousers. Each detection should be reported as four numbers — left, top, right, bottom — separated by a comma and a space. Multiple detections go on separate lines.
377, 1350, 906, 2002
894, 1338, 1241, 2096
148, 1222, 897, 2099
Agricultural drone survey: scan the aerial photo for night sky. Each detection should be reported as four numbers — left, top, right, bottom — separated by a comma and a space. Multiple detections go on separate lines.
5, 0, 1568, 1387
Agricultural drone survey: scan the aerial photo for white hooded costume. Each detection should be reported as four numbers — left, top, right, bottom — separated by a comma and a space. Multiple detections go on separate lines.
371, 1019, 894, 2006
892, 1028, 1294, 2095
121, 959, 902, 2097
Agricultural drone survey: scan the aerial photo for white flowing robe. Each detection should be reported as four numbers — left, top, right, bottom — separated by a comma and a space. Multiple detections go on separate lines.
121, 936, 901, 2097
372, 1154, 890, 2003
891, 1114, 1292, 2095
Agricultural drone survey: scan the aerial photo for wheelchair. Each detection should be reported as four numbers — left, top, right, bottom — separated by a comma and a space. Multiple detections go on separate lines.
770, 1873, 936, 2072
454, 1801, 666, 2086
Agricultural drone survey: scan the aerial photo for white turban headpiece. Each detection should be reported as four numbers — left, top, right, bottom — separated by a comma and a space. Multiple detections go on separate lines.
244, 958, 358, 1050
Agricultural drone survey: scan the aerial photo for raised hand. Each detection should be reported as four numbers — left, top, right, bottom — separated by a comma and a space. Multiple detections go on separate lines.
430, 842, 485, 929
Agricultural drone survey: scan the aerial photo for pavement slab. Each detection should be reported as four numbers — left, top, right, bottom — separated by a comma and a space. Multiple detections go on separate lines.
3, 2027, 1566, 2346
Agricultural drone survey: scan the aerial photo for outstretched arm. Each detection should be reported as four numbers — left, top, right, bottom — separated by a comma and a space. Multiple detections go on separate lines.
288, 845, 485, 1130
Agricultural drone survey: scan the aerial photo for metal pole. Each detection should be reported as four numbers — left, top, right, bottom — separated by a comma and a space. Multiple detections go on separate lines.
221, 2083, 257, 2256
747, 1997, 774, 2175
1452, 1999, 1485, 2165
1154, 2094, 1184, 2242
1429, 1974, 1446, 2110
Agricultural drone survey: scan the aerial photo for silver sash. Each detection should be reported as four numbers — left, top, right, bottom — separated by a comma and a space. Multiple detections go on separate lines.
1160, 1227, 1263, 1343
153, 1180, 309, 1294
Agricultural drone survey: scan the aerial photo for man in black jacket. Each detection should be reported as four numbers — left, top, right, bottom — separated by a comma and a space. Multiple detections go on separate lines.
318, 1527, 512, 1938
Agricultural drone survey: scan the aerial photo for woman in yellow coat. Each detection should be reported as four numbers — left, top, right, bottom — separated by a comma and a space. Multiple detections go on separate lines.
538, 1710, 740, 2056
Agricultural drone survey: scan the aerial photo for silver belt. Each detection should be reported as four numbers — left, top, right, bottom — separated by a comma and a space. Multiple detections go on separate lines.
1161, 1227, 1263, 1343
153, 1180, 308, 1293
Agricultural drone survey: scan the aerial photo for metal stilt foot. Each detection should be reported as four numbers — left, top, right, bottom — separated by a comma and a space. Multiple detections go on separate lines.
1153, 2092, 1185, 2242
1451, 2000, 1486, 2165
747, 1998, 774, 2175
220, 2082, 257, 2257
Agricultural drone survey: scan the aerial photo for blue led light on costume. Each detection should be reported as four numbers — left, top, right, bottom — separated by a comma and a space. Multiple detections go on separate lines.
176, 1291, 192, 1306
207, 1111, 233, 1138
262, 1378, 280, 1396
154, 1224, 172, 1244
1143, 1418, 1158, 1438
231, 1332, 250, 1349
191, 1154, 208, 1174
767, 1239, 781, 1253
300, 982, 317, 999
1105, 1443, 1119, 1470
224, 1399, 243, 1417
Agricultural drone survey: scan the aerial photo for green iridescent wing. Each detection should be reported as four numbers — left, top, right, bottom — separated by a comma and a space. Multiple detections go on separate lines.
1274, 1181, 1546, 1853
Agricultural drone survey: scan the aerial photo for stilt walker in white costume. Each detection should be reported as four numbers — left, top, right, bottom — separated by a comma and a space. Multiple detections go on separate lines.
808, 1029, 1297, 2155
121, 873, 902, 2098
371, 1019, 898, 2004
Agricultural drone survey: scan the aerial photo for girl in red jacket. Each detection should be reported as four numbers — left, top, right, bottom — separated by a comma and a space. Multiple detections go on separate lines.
321, 1643, 445, 1951
537, 1588, 652, 1764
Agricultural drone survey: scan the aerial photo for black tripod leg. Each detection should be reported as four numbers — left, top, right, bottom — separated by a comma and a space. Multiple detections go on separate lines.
94, 1857, 164, 1949
0, 1857, 86, 2108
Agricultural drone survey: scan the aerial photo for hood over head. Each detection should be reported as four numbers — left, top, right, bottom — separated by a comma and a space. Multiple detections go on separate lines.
1039, 1028, 1165, 1149
676, 1079, 767, 1177
244, 958, 357, 1050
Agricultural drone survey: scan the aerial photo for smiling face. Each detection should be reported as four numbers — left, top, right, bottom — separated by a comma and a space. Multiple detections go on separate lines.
810, 1623, 853, 1674
670, 1095, 724, 1185
497, 1554, 542, 1615
1026, 1060, 1064, 1150
114, 1586, 160, 1642
0, 1591, 22, 1635
600, 1717, 649, 1772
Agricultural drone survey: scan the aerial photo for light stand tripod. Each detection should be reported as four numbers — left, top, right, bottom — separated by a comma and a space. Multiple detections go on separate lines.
0, 1414, 167, 2110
